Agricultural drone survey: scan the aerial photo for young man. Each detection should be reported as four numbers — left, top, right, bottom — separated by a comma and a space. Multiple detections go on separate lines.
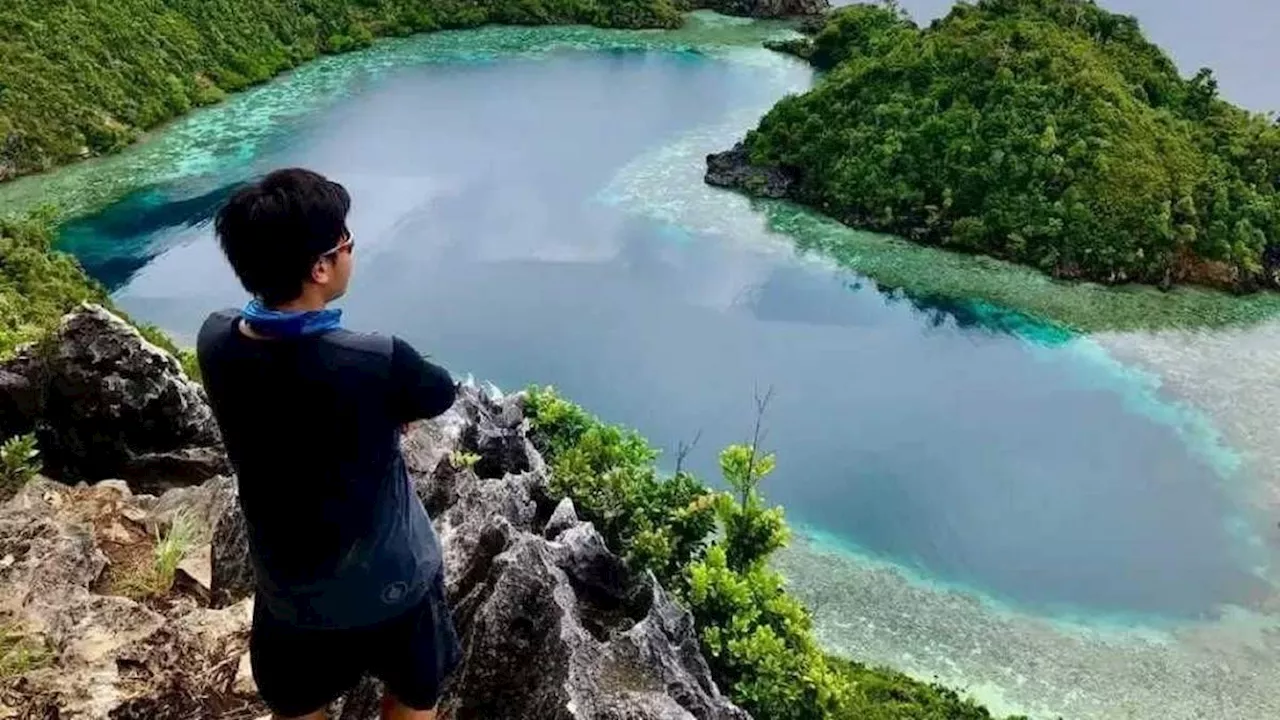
197, 168, 461, 720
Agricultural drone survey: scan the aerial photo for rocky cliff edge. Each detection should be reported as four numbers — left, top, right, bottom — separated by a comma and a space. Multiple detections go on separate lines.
0, 304, 746, 720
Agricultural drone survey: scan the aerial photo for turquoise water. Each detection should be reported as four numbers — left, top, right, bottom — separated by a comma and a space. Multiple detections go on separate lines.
13, 18, 1280, 718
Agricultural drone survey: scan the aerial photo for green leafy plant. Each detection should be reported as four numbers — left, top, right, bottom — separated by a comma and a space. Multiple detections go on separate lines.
448, 450, 482, 470
0, 210, 108, 359
525, 386, 1019, 720
526, 387, 716, 584
116, 511, 198, 599
0, 434, 41, 500
0, 211, 200, 382
713, 389, 790, 572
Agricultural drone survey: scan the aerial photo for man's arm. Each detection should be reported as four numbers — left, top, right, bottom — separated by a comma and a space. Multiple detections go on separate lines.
389, 337, 458, 424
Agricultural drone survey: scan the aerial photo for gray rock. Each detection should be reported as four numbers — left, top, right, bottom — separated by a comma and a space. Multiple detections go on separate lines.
705, 142, 796, 199
545, 497, 579, 539
440, 524, 747, 720
211, 489, 255, 609
0, 354, 40, 438
149, 475, 237, 541
402, 390, 746, 720
0, 304, 229, 490
0, 477, 261, 719
463, 386, 538, 480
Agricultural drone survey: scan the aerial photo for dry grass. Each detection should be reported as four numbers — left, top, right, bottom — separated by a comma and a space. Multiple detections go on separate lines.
0, 624, 52, 678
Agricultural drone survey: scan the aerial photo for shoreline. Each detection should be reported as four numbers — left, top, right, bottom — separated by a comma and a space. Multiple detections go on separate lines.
704, 146, 1280, 333
777, 528, 1280, 720
0, 13, 798, 223
1094, 321, 1280, 521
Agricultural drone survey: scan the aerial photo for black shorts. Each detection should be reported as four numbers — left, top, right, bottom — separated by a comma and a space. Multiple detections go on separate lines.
250, 572, 462, 717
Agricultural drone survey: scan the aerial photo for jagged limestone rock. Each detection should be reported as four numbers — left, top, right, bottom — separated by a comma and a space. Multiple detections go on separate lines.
704, 142, 795, 199
0, 304, 229, 490
210, 490, 255, 609
545, 497, 580, 539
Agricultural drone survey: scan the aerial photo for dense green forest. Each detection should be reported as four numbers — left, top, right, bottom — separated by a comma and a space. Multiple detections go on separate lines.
525, 388, 1016, 720
729, 0, 1280, 292
0, 0, 689, 181
0, 213, 196, 375
0, 211, 104, 354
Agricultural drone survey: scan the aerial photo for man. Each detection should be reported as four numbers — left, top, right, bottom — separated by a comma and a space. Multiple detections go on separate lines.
197, 168, 460, 720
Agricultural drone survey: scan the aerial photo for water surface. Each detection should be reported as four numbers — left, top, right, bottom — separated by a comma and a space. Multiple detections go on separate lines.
61, 47, 1268, 620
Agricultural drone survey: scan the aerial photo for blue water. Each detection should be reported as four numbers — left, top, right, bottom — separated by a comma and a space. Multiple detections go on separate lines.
57, 48, 1271, 621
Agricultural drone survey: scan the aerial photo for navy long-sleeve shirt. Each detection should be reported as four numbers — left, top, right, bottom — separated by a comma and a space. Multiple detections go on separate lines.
197, 309, 456, 629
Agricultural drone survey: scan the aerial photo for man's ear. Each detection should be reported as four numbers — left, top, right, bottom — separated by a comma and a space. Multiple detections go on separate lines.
310, 258, 331, 286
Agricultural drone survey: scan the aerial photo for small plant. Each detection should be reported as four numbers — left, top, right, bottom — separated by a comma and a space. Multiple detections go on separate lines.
0, 434, 41, 500
0, 624, 52, 678
448, 451, 481, 470
152, 511, 197, 591
117, 511, 198, 599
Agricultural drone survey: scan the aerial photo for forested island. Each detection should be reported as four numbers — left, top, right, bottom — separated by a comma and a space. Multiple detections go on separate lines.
709, 0, 1280, 293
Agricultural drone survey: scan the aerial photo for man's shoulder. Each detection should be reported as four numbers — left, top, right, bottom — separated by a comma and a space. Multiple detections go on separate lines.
197, 309, 240, 352
318, 328, 396, 360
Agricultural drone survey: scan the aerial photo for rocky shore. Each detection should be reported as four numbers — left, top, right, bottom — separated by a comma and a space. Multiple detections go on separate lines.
0, 305, 745, 719
704, 142, 795, 199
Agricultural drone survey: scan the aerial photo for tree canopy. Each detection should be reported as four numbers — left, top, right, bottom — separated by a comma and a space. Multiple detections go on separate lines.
740, 0, 1280, 291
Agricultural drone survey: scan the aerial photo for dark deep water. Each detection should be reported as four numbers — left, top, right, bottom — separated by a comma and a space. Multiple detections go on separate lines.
60, 49, 1270, 621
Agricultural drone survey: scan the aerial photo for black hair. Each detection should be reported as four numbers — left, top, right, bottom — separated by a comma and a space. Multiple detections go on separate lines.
214, 168, 351, 306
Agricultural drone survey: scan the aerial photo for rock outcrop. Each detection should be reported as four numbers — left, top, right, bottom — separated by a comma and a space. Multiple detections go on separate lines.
0, 307, 745, 719
0, 304, 228, 491
0, 477, 258, 719
419, 389, 746, 720
705, 142, 796, 199
695, 0, 828, 19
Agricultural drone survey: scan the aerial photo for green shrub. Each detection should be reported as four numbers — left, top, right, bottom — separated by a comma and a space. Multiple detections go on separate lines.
525, 387, 1019, 719
0, 210, 107, 358
0, 211, 200, 381
688, 545, 844, 718
526, 387, 715, 584
0, 434, 41, 501
715, 443, 789, 572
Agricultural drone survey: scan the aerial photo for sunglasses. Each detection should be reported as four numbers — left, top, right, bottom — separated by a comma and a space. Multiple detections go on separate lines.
320, 235, 355, 259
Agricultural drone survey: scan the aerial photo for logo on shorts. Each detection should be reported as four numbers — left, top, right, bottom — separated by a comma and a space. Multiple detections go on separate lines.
381, 581, 409, 604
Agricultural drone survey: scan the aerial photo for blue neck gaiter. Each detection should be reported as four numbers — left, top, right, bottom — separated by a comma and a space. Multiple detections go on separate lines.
241, 298, 342, 338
